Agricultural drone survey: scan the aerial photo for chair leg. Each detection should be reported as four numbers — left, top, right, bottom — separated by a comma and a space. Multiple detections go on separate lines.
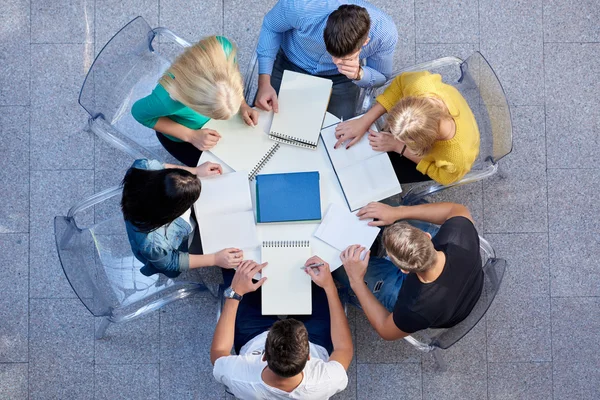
431, 348, 448, 372
96, 317, 111, 340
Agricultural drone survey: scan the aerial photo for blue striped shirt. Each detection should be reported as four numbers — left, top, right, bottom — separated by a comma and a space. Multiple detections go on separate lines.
257, 0, 398, 88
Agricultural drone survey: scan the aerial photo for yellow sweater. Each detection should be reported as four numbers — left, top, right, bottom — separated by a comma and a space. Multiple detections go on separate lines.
376, 71, 480, 185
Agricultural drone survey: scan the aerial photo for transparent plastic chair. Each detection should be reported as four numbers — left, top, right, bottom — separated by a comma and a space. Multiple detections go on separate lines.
401, 223, 506, 370
54, 186, 214, 339
80, 16, 259, 164
357, 52, 513, 204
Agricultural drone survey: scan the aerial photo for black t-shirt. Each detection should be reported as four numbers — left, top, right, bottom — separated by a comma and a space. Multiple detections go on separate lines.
392, 217, 483, 334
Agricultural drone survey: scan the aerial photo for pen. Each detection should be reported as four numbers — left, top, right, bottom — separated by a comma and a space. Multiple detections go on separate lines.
300, 262, 324, 270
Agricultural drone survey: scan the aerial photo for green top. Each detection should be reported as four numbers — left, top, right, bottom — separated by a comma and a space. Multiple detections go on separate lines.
131, 36, 235, 142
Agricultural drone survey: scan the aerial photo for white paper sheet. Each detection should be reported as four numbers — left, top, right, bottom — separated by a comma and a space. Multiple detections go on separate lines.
261, 242, 312, 315
314, 203, 381, 252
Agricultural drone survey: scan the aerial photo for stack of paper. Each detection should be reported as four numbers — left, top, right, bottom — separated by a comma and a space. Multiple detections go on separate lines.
261, 240, 312, 315
269, 70, 332, 150
204, 109, 277, 180
314, 203, 381, 252
321, 117, 402, 211
194, 171, 259, 255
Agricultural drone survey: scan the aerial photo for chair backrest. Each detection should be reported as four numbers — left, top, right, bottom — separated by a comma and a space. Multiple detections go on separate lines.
79, 16, 189, 163
363, 51, 512, 177
430, 257, 506, 349
54, 186, 204, 321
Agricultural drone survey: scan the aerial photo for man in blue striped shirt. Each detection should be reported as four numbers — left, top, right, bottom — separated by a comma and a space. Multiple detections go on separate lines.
255, 1, 398, 120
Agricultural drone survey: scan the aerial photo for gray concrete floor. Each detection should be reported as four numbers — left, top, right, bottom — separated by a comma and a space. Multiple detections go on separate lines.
1, 0, 599, 399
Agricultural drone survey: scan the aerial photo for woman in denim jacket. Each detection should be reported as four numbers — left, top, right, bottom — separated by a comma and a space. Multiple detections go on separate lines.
121, 159, 243, 278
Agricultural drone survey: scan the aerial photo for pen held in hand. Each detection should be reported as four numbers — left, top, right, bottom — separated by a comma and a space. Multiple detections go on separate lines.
300, 262, 324, 270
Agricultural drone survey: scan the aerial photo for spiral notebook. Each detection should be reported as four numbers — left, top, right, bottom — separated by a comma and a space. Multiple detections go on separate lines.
269, 70, 332, 150
261, 240, 312, 315
204, 109, 278, 180
321, 118, 402, 211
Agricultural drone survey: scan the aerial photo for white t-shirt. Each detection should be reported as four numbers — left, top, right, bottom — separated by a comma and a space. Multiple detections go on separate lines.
213, 331, 348, 399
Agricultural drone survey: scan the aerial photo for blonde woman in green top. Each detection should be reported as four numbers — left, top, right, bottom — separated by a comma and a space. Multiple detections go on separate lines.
132, 36, 258, 166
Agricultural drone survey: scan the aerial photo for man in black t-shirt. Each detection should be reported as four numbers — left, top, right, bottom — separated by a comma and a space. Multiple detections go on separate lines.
339, 202, 483, 340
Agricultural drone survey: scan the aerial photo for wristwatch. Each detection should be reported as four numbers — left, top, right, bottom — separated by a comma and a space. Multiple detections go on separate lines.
223, 286, 243, 301
355, 67, 364, 81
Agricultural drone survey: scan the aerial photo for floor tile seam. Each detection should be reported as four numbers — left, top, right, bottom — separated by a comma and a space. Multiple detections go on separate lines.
487, 360, 553, 364
28, 0, 32, 395
94, 362, 161, 366
30, 167, 95, 172
0, 361, 29, 365
482, 230, 549, 235
30, 41, 94, 45
549, 295, 600, 299
546, 167, 598, 170
543, 41, 600, 44
0, 104, 30, 107
415, 41, 479, 45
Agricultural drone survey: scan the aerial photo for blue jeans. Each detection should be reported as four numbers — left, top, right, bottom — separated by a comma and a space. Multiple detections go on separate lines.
333, 221, 440, 312
222, 269, 334, 355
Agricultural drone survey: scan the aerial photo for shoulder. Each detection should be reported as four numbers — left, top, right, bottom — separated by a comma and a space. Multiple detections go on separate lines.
441, 216, 477, 234
401, 71, 442, 93
303, 359, 348, 391
434, 216, 480, 252
213, 354, 263, 383
130, 159, 165, 171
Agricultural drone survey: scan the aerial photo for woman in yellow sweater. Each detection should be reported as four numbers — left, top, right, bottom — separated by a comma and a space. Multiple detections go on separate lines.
334, 71, 480, 185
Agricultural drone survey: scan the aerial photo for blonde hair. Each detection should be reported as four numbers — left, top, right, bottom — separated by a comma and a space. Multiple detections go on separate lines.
159, 36, 243, 120
385, 96, 448, 157
383, 222, 437, 273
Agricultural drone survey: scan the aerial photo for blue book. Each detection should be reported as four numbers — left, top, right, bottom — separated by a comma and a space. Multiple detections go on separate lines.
256, 172, 321, 223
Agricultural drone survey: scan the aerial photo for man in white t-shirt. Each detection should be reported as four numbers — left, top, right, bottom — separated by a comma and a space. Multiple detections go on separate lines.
210, 257, 353, 399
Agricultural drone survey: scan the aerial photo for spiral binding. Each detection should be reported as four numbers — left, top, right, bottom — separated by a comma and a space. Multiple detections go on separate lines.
262, 240, 310, 248
269, 131, 317, 150
248, 143, 280, 181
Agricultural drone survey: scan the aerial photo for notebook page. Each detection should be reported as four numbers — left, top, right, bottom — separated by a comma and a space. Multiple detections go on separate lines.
321, 120, 381, 170
270, 71, 332, 147
199, 210, 259, 254
314, 203, 381, 252
196, 171, 252, 216
337, 154, 402, 211
204, 109, 276, 173
261, 242, 312, 315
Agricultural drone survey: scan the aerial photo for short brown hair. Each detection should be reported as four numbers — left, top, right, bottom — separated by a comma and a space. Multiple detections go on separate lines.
383, 222, 437, 272
265, 319, 309, 378
324, 5, 371, 58
385, 96, 446, 157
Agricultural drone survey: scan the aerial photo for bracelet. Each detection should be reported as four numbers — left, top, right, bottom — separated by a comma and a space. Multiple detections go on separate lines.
398, 144, 407, 158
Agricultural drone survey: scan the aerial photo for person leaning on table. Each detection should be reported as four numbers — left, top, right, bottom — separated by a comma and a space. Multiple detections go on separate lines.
335, 71, 480, 185
335, 201, 483, 341
254, 0, 398, 120
131, 36, 259, 167
211, 258, 352, 399
121, 159, 244, 278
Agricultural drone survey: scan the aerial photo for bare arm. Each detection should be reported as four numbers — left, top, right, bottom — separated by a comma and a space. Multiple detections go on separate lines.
153, 117, 195, 142
304, 257, 353, 370
357, 202, 473, 227
210, 261, 267, 365
350, 279, 408, 341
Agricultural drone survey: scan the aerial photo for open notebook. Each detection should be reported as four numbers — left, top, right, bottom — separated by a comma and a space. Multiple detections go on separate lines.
314, 203, 381, 252
269, 71, 332, 150
204, 109, 277, 180
321, 117, 402, 211
261, 240, 312, 315
194, 171, 260, 255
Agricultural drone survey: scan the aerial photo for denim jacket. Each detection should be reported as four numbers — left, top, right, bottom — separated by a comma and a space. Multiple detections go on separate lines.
124, 159, 192, 278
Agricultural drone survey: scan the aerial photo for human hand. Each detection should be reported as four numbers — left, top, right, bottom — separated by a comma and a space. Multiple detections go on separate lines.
190, 128, 221, 151
334, 55, 361, 80
367, 129, 403, 153
255, 75, 279, 113
334, 118, 370, 149
214, 248, 243, 269
303, 256, 335, 291
231, 260, 268, 295
340, 245, 370, 285
195, 161, 222, 177
356, 202, 401, 227
240, 103, 259, 126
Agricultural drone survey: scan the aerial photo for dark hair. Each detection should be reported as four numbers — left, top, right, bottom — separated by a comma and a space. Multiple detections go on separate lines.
121, 167, 201, 233
265, 319, 309, 378
324, 5, 371, 58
